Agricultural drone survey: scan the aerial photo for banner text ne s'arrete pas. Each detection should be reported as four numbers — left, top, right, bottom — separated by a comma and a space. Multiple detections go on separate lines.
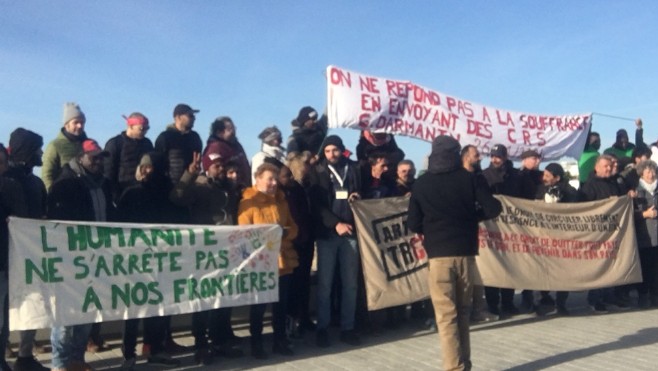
8, 218, 281, 330
326, 65, 592, 160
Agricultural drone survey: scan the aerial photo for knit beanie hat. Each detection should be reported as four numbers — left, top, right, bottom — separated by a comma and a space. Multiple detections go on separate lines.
258, 126, 282, 144
62, 102, 85, 125
321, 135, 345, 152
296, 106, 317, 125
202, 151, 226, 171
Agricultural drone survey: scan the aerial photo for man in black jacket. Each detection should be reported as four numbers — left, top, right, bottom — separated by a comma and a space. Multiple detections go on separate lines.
103, 112, 154, 202
0, 144, 28, 371
481, 144, 532, 316
580, 154, 627, 313
308, 135, 362, 348
155, 104, 202, 184
4, 129, 49, 371
408, 136, 501, 371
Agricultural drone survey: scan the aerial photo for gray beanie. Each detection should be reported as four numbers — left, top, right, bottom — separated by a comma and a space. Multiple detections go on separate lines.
62, 102, 85, 125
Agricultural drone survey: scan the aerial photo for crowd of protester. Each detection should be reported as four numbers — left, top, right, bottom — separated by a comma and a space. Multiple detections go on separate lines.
0, 102, 656, 371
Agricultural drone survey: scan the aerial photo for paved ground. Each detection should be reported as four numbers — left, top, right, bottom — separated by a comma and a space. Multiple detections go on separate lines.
12, 291, 658, 370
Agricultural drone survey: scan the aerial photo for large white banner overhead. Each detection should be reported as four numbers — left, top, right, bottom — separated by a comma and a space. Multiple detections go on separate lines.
8, 217, 281, 330
326, 65, 592, 160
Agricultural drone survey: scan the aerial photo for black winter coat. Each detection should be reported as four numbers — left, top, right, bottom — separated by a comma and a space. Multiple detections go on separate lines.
104, 132, 154, 201
408, 168, 501, 258
155, 125, 203, 184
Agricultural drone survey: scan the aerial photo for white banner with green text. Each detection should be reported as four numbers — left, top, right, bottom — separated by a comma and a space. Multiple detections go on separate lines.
8, 217, 281, 330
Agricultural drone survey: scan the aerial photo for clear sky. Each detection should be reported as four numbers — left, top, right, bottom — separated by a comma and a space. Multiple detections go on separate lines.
1, 1, 657, 171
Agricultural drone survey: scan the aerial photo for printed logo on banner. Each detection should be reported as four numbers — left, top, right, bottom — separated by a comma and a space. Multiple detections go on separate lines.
371, 212, 428, 281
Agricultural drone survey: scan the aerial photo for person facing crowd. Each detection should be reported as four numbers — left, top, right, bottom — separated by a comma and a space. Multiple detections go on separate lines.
4, 129, 49, 371
286, 106, 328, 162
42, 102, 87, 191
308, 135, 362, 348
47, 139, 112, 371
408, 135, 502, 371
204, 116, 251, 188
251, 126, 286, 184
155, 103, 203, 184
103, 112, 154, 202
238, 163, 298, 359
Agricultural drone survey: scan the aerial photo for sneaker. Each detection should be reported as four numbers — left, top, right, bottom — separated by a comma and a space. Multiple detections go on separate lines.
148, 352, 180, 367
14, 356, 49, 371
316, 329, 330, 348
339, 330, 361, 346
591, 303, 608, 314
194, 347, 214, 365
119, 357, 136, 371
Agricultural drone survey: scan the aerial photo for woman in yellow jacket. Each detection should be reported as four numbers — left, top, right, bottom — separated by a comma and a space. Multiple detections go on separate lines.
238, 162, 299, 359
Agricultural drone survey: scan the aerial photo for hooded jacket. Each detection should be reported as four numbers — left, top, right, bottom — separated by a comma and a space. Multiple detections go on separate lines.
170, 170, 239, 226
238, 187, 299, 276
203, 135, 251, 188
251, 143, 286, 183
6, 128, 47, 218
42, 128, 87, 191
0, 176, 27, 271
286, 114, 328, 156
48, 158, 113, 222
117, 153, 187, 224
408, 136, 501, 258
154, 124, 203, 184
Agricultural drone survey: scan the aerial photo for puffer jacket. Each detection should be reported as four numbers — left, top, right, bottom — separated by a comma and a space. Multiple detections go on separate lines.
42, 129, 87, 191
154, 124, 202, 184
238, 187, 299, 275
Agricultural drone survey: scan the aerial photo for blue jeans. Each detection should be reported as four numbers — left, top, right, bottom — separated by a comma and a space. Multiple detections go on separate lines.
316, 235, 359, 331
51, 324, 92, 368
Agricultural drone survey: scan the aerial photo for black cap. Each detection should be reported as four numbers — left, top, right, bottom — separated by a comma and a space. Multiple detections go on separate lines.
321, 135, 345, 152
173, 104, 199, 117
490, 144, 508, 158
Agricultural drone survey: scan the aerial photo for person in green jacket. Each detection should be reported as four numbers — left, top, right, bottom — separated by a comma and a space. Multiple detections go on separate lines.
42, 102, 87, 191
578, 132, 601, 185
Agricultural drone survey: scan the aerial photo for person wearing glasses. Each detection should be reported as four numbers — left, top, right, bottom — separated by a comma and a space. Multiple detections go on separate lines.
103, 112, 154, 203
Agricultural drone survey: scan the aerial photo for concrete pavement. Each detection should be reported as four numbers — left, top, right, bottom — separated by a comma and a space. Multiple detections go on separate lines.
14, 291, 658, 370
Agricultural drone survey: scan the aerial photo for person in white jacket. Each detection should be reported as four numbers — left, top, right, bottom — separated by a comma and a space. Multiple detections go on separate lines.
251, 126, 286, 183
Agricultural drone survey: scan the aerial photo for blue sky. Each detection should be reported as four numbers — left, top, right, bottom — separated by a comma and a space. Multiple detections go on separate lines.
1, 1, 657, 171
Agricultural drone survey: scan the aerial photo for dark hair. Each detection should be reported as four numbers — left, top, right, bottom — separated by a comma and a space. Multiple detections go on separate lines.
460, 145, 477, 159
210, 116, 233, 136
398, 159, 415, 168
367, 151, 388, 166
0, 143, 7, 163
633, 145, 652, 160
